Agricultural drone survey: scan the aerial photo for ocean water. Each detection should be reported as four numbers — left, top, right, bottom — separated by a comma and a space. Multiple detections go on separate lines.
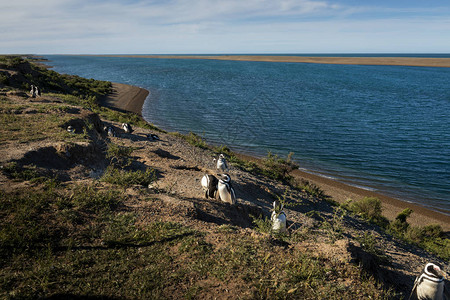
43, 55, 450, 214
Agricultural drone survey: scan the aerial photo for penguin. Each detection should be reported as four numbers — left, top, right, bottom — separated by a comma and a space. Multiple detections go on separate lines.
271, 200, 287, 233
122, 123, 133, 134
217, 173, 236, 205
201, 174, 218, 199
147, 133, 160, 141
216, 154, 229, 172
104, 126, 116, 137
67, 125, 75, 134
30, 85, 36, 98
411, 263, 446, 300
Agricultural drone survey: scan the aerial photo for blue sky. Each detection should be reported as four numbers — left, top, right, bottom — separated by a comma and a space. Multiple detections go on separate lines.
1, 0, 449, 54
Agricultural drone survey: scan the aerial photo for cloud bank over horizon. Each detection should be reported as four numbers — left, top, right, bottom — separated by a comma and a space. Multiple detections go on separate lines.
1, 0, 449, 54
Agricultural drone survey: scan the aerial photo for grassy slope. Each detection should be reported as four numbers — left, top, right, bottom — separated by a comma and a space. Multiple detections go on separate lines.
0, 56, 447, 299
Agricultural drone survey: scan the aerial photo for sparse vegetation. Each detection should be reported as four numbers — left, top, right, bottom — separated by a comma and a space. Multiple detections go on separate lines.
101, 166, 156, 187
174, 131, 209, 149
343, 197, 449, 260
106, 143, 135, 168
321, 206, 346, 242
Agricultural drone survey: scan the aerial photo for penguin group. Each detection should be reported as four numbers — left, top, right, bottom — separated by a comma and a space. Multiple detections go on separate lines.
410, 262, 448, 300
30, 85, 41, 98
201, 173, 236, 205
200, 154, 236, 205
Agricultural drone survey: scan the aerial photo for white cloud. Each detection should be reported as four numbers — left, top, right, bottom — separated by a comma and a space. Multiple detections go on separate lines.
0, 0, 449, 53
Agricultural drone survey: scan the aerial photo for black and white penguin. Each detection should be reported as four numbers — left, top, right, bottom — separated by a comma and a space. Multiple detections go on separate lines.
104, 126, 116, 137
216, 154, 229, 172
201, 174, 218, 199
217, 173, 236, 205
67, 125, 75, 134
147, 133, 160, 141
271, 200, 287, 233
411, 263, 446, 300
30, 85, 36, 98
122, 123, 133, 134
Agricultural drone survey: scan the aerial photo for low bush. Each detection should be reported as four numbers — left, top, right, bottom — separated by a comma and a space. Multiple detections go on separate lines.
388, 208, 413, 235
106, 143, 135, 168
101, 166, 156, 188
176, 131, 209, 149
344, 197, 389, 228
261, 151, 298, 182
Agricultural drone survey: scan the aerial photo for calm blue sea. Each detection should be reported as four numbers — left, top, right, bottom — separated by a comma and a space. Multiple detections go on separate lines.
42, 55, 450, 214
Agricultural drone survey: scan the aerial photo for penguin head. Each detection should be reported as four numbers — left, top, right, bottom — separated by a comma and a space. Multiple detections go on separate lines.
219, 154, 225, 159
273, 200, 284, 213
425, 263, 445, 279
218, 173, 231, 183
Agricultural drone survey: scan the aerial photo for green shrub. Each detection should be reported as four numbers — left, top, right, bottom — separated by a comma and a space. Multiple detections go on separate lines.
106, 143, 135, 168
296, 179, 326, 198
261, 151, 298, 182
0, 73, 9, 85
388, 208, 413, 235
69, 185, 123, 213
344, 197, 388, 228
250, 214, 272, 234
1, 162, 43, 181
357, 231, 390, 264
176, 131, 209, 149
101, 166, 156, 187
404, 225, 449, 261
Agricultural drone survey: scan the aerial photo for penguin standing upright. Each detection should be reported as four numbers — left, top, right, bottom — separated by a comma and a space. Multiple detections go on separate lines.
410, 263, 446, 300
122, 123, 133, 134
30, 85, 36, 98
271, 200, 287, 233
217, 173, 236, 205
201, 174, 218, 199
216, 154, 229, 172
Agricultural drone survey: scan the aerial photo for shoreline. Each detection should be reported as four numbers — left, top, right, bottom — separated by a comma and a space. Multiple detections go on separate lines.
100, 82, 149, 116
85, 54, 450, 68
104, 82, 450, 231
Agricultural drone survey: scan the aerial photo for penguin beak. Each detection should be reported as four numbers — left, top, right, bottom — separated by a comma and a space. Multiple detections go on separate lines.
433, 266, 445, 278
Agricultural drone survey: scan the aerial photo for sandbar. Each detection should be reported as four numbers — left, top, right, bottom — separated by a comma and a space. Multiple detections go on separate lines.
87, 54, 450, 68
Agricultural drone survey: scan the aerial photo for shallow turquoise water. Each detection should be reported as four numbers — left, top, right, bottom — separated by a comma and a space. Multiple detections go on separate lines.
43, 55, 450, 213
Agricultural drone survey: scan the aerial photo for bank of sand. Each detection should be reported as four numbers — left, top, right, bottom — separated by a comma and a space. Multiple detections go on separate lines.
105, 82, 450, 231
90, 54, 450, 68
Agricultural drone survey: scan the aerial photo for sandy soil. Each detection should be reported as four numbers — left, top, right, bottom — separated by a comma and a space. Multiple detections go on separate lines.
87, 55, 450, 68
104, 83, 450, 231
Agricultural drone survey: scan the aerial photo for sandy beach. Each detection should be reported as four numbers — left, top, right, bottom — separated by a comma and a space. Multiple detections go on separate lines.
88, 54, 450, 68
105, 82, 449, 231
100, 82, 149, 116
